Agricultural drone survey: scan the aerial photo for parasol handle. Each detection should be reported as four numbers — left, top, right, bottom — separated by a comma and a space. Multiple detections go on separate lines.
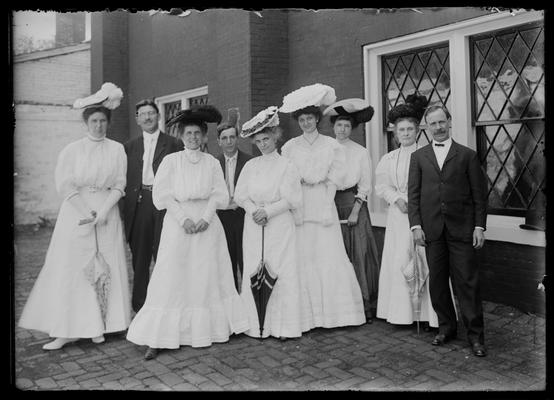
94, 225, 99, 254
261, 225, 265, 261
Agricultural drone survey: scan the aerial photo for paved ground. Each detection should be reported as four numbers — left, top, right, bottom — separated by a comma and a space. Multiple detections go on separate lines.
12, 224, 547, 392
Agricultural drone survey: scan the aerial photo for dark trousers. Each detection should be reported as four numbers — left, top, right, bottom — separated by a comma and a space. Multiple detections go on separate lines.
128, 189, 164, 312
217, 208, 245, 293
426, 226, 485, 345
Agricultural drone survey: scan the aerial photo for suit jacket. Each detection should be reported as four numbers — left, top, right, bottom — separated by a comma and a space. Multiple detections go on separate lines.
122, 132, 184, 239
407, 140, 487, 242
217, 150, 252, 214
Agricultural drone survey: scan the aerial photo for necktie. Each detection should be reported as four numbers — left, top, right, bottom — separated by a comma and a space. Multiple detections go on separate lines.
143, 137, 154, 184
434, 143, 445, 147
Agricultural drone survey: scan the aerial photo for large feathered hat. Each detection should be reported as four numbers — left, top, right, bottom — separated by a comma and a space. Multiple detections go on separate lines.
387, 93, 428, 125
279, 83, 337, 113
166, 104, 223, 128
323, 98, 374, 127
73, 82, 123, 110
240, 106, 280, 138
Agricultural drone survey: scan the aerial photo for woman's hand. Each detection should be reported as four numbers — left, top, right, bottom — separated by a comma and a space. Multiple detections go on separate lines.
347, 209, 359, 227
194, 219, 209, 233
93, 209, 109, 226
253, 208, 268, 226
183, 218, 196, 234
395, 198, 409, 214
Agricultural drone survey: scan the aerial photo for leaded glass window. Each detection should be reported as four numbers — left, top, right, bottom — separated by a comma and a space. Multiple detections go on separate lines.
189, 94, 209, 107
382, 43, 451, 151
164, 100, 181, 138
471, 21, 545, 216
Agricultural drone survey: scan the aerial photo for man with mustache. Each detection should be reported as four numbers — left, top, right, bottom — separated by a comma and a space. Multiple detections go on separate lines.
407, 104, 488, 357
122, 99, 184, 313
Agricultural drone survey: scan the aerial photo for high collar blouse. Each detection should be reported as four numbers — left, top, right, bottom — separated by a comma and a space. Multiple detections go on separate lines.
335, 139, 373, 201
375, 142, 418, 205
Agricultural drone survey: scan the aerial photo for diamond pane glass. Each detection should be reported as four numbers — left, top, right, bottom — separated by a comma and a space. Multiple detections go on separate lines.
382, 43, 450, 151
164, 100, 182, 138
471, 22, 545, 215
189, 94, 209, 107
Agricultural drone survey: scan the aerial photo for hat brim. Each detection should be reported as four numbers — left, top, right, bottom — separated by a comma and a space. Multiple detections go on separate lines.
241, 111, 279, 138
519, 224, 545, 231
166, 105, 222, 127
280, 84, 336, 113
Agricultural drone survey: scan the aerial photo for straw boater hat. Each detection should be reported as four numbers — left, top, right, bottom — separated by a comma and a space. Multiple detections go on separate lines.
279, 83, 337, 113
240, 106, 280, 138
73, 82, 123, 110
323, 98, 374, 127
166, 104, 222, 129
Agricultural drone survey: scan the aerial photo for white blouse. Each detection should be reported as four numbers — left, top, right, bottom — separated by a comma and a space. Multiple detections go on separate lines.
55, 136, 126, 200
281, 131, 346, 187
335, 139, 373, 201
375, 143, 418, 205
152, 149, 229, 225
234, 150, 302, 218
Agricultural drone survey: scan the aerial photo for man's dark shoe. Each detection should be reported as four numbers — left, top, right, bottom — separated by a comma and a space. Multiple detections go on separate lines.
431, 333, 456, 346
471, 342, 487, 357
144, 347, 158, 360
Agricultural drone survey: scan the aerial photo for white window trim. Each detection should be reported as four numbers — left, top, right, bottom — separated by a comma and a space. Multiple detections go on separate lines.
155, 85, 208, 132
363, 9, 545, 246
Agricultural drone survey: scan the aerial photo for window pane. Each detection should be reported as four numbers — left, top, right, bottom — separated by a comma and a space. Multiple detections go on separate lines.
382, 43, 450, 151
164, 100, 181, 138
471, 22, 545, 216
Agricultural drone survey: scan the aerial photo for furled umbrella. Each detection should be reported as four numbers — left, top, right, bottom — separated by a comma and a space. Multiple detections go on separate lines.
250, 225, 278, 339
401, 243, 429, 335
82, 214, 111, 330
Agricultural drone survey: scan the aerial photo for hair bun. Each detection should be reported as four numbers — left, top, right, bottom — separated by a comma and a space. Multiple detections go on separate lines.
387, 92, 428, 125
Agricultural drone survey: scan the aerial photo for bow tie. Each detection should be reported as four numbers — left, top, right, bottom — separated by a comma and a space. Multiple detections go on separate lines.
434, 143, 445, 147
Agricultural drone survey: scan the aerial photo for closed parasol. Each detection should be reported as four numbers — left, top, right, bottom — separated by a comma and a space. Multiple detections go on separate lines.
82, 215, 111, 330
250, 225, 278, 339
401, 243, 428, 335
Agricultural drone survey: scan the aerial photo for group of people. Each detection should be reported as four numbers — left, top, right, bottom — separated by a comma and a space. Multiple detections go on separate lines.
18, 82, 488, 361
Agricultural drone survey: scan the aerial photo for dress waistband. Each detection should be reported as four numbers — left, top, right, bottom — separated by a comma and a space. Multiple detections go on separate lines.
336, 185, 358, 194
80, 186, 110, 193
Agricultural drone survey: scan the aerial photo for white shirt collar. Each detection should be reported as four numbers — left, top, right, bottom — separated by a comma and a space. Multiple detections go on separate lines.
142, 129, 160, 142
224, 151, 238, 162
432, 137, 452, 147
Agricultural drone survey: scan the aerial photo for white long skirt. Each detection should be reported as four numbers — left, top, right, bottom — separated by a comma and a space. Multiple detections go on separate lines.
296, 207, 366, 330
377, 205, 458, 327
18, 189, 131, 338
240, 211, 304, 339
126, 200, 249, 349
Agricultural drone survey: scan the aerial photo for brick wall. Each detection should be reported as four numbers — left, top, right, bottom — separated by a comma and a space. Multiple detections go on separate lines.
91, 11, 129, 144
14, 46, 91, 225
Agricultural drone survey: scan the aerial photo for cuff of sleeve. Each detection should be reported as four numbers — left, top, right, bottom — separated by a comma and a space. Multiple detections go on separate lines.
389, 193, 402, 206
475, 226, 485, 230
410, 225, 422, 231
202, 201, 217, 223
355, 193, 368, 202
242, 200, 257, 215
265, 200, 290, 219
64, 190, 79, 201
112, 187, 125, 197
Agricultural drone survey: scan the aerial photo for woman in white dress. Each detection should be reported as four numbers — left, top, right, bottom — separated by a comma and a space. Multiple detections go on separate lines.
234, 106, 304, 339
18, 83, 131, 350
126, 105, 249, 360
279, 84, 366, 330
376, 94, 450, 330
323, 99, 380, 323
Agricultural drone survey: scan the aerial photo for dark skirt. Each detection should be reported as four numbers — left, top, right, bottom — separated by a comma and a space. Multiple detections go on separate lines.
334, 189, 380, 319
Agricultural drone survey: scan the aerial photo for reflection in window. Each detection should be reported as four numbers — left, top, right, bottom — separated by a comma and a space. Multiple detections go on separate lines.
382, 43, 450, 151
471, 21, 544, 216
164, 100, 181, 138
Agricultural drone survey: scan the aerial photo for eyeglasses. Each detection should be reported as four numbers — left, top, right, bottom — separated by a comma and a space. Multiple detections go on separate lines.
137, 111, 158, 118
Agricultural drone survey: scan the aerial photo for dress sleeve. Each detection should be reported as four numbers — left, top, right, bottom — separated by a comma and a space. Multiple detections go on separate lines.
356, 151, 372, 201
201, 158, 230, 222
375, 153, 402, 205
55, 144, 79, 200
327, 140, 347, 187
111, 143, 127, 196
233, 160, 257, 215
279, 161, 302, 212
152, 155, 187, 225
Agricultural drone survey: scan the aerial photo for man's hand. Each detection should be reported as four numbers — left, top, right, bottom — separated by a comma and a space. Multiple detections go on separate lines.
395, 198, 408, 214
183, 218, 196, 234
412, 228, 427, 247
253, 209, 268, 226
194, 219, 209, 233
473, 228, 485, 249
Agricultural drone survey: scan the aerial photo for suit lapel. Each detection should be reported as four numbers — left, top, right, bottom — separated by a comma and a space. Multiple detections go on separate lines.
218, 154, 225, 176
135, 136, 145, 164
233, 151, 244, 185
442, 141, 459, 170
423, 145, 441, 175
152, 133, 167, 165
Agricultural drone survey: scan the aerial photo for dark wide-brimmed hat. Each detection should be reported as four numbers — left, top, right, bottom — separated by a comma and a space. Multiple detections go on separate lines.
166, 104, 222, 128
323, 98, 374, 127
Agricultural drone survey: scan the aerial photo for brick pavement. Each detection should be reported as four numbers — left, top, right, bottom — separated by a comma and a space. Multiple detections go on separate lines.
12, 225, 547, 391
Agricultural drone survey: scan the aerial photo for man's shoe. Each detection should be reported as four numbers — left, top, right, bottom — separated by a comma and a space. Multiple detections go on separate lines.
471, 342, 487, 357
144, 347, 158, 360
431, 333, 456, 346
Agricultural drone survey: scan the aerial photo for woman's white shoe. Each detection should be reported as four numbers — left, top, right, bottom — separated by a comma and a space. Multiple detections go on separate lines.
91, 335, 105, 344
42, 338, 77, 351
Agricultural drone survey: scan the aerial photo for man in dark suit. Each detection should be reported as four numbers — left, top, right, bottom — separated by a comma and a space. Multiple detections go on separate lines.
123, 99, 184, 312
216, 121, 252, 293
408, 104, 488, 357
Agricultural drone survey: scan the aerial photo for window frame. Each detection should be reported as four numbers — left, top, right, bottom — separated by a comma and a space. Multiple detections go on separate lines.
155, 85, 209, 133
363, 9, 544, 246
